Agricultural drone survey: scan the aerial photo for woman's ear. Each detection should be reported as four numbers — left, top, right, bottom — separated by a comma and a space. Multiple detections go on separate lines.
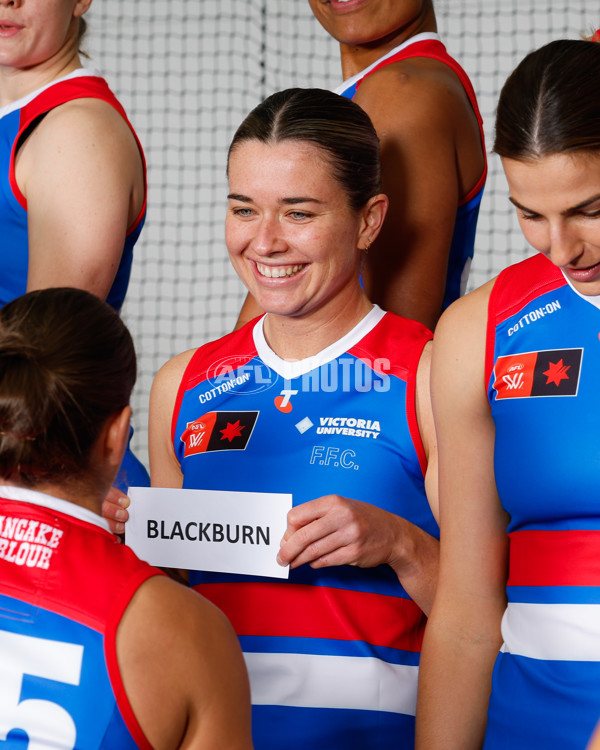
73, 0, 93, 19
358, 193, 389, 250
103, 406, 132, 472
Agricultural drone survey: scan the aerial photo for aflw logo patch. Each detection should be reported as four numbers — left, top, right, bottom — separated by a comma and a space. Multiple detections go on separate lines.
181, 411, 259, 456
493, 348, 582, 400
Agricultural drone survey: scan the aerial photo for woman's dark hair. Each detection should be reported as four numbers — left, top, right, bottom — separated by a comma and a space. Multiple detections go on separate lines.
494, 39, 600, 159
0, 288, 136, 487
228, 88, 381, 210
77, 17, 90, 58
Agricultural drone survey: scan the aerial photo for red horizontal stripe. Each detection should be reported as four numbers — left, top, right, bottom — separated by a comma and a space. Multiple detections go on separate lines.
508, 530, 600, 586
193, 582, 425, 652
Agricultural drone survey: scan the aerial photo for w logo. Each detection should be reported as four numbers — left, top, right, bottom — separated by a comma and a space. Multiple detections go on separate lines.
502, 372, 524, 390
188, 431, 205, 448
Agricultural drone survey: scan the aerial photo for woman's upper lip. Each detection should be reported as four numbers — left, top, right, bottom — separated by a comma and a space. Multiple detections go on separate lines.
566, 260, 600, 271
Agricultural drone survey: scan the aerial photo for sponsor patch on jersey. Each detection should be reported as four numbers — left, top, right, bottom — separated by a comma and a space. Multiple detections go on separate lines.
181, 411, 259, 456
315, 416, 381, 439
0, 514, 64, 570
493, 348, 582, 399
274, 389, 297, 413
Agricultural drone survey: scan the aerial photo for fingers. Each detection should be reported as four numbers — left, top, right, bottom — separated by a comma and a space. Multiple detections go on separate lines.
277, 524, 342, 569
277, 496, 397, 571
102, 485, 130, 535
277, 495, 358, 569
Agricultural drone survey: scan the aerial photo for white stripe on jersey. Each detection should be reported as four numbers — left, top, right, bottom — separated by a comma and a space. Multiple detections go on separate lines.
500, 602, 600, 661
244, 651, 418, 715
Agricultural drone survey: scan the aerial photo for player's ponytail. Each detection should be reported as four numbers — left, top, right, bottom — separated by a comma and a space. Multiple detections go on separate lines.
0, 288, 136, 487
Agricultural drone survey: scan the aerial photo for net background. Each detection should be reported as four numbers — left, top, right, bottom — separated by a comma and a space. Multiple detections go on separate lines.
85, 0, 595, 469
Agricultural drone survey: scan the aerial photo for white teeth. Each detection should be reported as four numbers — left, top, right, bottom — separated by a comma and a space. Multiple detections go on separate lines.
257, 263, 306, 279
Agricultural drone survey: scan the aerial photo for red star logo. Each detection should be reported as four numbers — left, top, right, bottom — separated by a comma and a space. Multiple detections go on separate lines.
543, 359, 571, 386
220, 420, 245, 442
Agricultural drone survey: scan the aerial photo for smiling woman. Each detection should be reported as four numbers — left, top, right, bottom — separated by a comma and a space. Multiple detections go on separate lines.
226, 139, 381, 352
236, 0, 486, 331
147, 87, 440, 750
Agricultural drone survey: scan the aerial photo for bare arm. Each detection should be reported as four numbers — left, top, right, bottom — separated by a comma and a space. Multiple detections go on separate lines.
17, 97, 144, 299
118, 575, 253, 749
416, 284, 509, 749
148, 350, 197, 489
277, 342, 439, 616
354, 61, 484, 330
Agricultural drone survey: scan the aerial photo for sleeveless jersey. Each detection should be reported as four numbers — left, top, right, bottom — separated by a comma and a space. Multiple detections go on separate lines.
0, 68, 147, 312
336, 33, 487, 310
0, 70, 151, 489
0, 485, 162, 749
172, 306, 437, 750
483, 253, 600, 749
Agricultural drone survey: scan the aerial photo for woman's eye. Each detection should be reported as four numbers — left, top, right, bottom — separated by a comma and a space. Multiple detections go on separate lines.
233, 207, 253, 217
518, 210, 540, 221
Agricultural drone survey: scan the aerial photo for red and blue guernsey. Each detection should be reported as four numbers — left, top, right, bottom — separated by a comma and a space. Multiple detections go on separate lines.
0, 485, 161, 749
336, 32, 487, 310
0, 69, 147, 312
484, 253, 600, 749
172, 305, 437, 750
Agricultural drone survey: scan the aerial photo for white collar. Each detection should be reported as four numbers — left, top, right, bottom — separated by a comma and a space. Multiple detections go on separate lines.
334, 32, 441, 95
252, 304, 386, 380
0, 484, 110, 532
0, 67, 101, 120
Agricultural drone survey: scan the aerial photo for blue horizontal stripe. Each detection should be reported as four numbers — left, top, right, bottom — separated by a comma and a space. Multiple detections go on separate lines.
191, 562, 411, 598
251, 703, 414, 750
507, 585, 600, 604
238, 634, 420, 666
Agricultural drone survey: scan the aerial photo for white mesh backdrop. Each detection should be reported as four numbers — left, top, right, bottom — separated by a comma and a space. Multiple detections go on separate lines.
85, 0, 596, 469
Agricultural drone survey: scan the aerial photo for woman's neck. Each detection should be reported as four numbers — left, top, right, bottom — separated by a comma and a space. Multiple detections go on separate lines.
340, 5, 437, 79
0, 48, 83, 108
262, 290, 373, 361
0, 477, 104, 518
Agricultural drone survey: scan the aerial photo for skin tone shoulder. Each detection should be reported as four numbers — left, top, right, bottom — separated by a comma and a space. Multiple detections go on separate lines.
150, 138, 440, 614
236, 0, 484, 331
0, 0, 144, 299
118, 575, 253, 749
415, 150, 600, 748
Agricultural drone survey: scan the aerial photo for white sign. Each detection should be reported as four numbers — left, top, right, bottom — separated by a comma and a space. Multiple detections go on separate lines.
126, 486, 291, 579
